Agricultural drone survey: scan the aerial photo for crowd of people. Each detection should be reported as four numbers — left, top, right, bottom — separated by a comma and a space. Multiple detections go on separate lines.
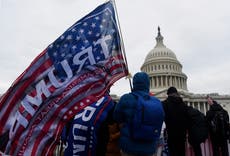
60, 71, 230, 156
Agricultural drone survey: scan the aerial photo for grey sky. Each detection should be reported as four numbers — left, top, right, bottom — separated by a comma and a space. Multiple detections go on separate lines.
0, 0, 230, 96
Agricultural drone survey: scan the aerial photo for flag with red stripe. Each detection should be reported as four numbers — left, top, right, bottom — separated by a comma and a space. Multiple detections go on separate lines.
62, 95, 114, 156
0, 1, 128, 155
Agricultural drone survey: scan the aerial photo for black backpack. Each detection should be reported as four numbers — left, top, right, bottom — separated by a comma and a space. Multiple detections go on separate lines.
210, 109, 229, 137
187, 106, 209, 144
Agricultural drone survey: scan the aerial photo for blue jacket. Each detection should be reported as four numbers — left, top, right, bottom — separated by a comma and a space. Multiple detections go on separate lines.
113, 72, 160, 155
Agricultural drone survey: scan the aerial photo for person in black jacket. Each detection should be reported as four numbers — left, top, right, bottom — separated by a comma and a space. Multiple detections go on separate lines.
206, 96, 229, 156
162, 87, 188, 156
187, 106, 208, 156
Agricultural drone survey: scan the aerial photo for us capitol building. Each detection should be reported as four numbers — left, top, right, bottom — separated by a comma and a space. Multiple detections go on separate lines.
139, 27, 230, 114
1, 28, 229, 115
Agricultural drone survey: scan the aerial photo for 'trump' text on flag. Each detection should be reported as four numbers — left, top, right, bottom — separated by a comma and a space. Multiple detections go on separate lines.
61, 95, 114, 156
0, 1, 128, 155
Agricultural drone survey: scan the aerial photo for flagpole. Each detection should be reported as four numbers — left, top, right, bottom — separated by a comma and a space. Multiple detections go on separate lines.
111, 0, 133, 91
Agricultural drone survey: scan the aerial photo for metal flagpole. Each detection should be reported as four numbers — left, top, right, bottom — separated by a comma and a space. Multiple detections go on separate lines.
110, 0, 133, 91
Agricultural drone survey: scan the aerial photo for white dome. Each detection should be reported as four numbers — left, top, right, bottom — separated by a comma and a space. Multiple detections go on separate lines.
144, 27, 177, 63
141, 27, 188, 93
145, 46, 177, 62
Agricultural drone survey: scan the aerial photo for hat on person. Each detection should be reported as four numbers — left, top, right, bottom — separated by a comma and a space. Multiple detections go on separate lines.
167, 87, 178, 95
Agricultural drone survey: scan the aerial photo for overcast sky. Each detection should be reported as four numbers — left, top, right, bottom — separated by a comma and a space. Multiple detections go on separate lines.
0, 0, 230, 96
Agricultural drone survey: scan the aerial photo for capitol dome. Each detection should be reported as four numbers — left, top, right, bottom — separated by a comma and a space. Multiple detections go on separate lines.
145, 28, 177, 62
141, 27, 188, 94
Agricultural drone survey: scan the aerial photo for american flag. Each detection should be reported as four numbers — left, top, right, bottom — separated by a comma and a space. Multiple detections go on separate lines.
0, 1, 128, 155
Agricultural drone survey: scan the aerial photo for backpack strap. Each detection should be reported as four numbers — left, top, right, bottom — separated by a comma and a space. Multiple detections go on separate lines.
130, 92, 144, 121
130, 92, 152, 124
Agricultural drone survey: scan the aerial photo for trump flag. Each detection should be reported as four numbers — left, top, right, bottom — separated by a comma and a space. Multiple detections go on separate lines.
0, 1, 128, 155
62, 95, 114, 156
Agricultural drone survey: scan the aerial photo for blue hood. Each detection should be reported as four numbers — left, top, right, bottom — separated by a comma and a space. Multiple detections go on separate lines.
132, 72, 150, 92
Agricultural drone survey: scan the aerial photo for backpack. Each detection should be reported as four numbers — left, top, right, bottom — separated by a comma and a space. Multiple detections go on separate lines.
210, 109, 229, 137
129, 92, 164, 142
187, 106, 208, 144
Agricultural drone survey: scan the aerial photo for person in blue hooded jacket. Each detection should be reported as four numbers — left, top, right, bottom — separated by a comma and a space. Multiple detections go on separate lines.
113, 72, 164, 156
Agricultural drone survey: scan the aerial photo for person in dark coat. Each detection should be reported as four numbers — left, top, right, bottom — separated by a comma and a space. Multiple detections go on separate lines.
96, 106, 114, 156
106, 122, 121, 156
162, 87, 188, 156
187, 106, 208, 156
206, 96, 229, 156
